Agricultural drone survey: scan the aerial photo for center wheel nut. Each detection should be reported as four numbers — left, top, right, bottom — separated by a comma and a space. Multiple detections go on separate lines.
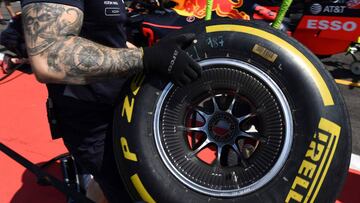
209, 113, 236, 142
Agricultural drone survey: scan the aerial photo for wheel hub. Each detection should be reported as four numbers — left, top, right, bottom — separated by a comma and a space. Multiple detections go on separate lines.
209, 112, 237, 142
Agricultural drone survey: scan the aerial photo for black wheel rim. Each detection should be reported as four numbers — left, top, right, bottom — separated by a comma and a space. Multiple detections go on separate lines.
154, 58, 293, 197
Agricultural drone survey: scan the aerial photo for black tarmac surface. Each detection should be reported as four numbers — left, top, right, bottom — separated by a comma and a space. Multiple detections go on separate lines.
1, 2, 359, 154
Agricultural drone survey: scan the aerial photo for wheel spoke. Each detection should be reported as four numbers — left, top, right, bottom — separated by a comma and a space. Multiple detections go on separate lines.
216, 145, 224, 164
236, 113, 255, 123
186, 126, 206, 133
193, 107, 211, 121
190, 112, 198, 148
211, 96, 221, 112
226, 96, 236, 114
239, 152, 249, 167
238, 131, 260, 139
231, 143, 249, 167
231, 143, 242, 156
189, 138, 211, 157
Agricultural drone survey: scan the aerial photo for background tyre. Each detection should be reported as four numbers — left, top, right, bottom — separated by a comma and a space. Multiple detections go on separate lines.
113, 19, 351, 203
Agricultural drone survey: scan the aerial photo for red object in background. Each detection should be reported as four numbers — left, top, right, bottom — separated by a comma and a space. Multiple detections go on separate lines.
253, 5, 278, 21
294, 16, 360, 56
0, 72, 67, 203
336, 169, 360, 203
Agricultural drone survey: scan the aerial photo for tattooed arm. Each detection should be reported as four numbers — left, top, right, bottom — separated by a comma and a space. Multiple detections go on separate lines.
22, 3, 143, 84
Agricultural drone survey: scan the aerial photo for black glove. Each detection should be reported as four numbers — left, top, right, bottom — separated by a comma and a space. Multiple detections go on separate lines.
143, 33, 202, 86
0, 13, 28, 58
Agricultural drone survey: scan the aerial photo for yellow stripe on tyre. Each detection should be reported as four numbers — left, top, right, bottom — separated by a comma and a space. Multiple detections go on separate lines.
131, 174, 156, 203
206, 25, 334, 107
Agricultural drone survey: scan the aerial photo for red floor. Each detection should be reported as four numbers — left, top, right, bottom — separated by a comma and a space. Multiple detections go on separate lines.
0, 72, 66, 203
0, 71, 359, 202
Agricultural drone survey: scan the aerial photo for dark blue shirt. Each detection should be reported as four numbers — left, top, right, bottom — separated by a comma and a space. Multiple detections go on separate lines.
21, 0, 128, 104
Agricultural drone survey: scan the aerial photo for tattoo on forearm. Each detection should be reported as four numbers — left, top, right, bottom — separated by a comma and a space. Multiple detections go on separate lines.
23, 3, 144, 84
48, 37, 143, 83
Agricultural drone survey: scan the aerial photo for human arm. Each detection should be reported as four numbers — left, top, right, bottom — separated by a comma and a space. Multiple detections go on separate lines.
22, 2, 144, 84
22, 2, 201, 86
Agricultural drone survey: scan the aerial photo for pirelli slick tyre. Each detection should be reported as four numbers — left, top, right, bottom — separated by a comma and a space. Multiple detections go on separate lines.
113, 19, 351, 203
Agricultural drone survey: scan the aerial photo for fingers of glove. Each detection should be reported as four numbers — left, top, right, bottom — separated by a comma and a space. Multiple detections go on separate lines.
187, 57, 202, 77
184, 65, 199, 80
172, 77, 184, 87
171, 71, 192, 87
180, 73, 193, 85
178, 73, 192, 86
175, 33, 196, 50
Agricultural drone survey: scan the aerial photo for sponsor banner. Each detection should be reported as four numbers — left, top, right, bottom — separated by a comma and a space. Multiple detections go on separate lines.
297, 16, 360, 40
306, 2, 360, 16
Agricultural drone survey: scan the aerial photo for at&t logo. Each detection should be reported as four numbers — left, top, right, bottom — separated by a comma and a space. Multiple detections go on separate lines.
310, 3, 322, 15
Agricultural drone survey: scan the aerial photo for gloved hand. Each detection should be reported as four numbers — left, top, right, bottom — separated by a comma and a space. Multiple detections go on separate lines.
142, 33, 202, 86
0, 13, 28, 58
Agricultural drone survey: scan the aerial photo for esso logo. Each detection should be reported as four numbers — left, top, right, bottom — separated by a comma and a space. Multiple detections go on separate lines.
306, 20, 358, 31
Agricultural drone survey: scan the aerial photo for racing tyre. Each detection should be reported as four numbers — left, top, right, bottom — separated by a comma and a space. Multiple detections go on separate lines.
113, 19, 351, 203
